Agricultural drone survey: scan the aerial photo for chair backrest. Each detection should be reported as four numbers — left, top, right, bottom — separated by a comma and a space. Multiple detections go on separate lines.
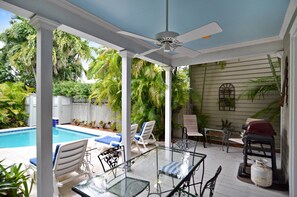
53, 139, 88, 177
201, 165, 222, 197
183, 114, 199, 133
130, 124, 138, 142
98, 146, 125, 177
139, 121, 155, 140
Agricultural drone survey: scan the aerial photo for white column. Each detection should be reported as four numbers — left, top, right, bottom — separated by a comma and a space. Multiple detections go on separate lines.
119, 50, 134, 161
165, 67, 172, 147
289, 18, 297, 197
30, 16, 59, 197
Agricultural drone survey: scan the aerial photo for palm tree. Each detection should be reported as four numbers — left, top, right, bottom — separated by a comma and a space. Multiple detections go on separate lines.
0, 16, 91, 87
239, 56, 281, 121
87, 48, 189, 138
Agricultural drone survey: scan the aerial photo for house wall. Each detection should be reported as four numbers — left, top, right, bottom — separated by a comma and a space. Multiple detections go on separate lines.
188, 55, 281, 149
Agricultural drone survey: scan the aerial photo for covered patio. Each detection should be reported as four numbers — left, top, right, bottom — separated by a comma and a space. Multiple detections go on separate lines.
0, 0, 296, 196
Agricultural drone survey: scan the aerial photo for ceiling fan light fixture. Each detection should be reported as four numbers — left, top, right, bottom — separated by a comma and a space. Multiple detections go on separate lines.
164, 42, 171, 52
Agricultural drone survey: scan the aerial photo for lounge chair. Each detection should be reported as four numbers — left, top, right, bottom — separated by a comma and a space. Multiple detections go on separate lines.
135, 121, 156, 149
29, 139, 91, 196
95, 124, 140, 153
182, 115, 206, 148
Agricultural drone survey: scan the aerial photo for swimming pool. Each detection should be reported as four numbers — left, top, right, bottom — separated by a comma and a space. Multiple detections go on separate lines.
0, 127, 98, 148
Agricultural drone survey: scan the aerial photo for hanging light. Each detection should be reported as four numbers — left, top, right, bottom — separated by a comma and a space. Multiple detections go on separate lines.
164, 42, 171, 52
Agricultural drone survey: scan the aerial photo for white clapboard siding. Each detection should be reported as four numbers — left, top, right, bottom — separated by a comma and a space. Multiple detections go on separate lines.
189, 55, 281, 149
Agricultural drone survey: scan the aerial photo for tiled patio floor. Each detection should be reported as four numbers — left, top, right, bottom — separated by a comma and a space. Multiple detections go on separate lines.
0, 125, 289, 196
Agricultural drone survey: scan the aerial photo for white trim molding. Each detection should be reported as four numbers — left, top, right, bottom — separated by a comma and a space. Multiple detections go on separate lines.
289, 15, 297, 197
280, 0, 297, 39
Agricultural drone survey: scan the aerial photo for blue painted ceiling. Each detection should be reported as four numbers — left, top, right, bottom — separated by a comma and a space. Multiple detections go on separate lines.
68, 0, 289, 51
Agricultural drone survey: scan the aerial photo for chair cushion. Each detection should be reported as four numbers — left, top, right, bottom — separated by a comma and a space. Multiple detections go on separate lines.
159, 161, 193, 178
135, 122, 146, 141
95, 136, 121, 147
29, 144, 60, 166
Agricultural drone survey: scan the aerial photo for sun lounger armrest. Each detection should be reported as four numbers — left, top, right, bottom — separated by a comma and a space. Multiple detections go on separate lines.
135, 134, 141, 141
110, 141, 121, 147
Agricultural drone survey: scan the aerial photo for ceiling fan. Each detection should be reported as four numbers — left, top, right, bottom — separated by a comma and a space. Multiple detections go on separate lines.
118, 0, 222, 58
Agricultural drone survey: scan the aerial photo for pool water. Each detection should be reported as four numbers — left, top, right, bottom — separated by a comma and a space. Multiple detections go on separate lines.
0, 127, 97, 148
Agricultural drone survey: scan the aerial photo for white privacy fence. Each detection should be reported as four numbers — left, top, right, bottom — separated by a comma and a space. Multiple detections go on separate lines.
25, 94, 116, 127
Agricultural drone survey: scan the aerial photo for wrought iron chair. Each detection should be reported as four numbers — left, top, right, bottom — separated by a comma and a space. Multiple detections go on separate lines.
98, 145, 124, 178
200, 165, 222, 197
158, 139, 203, 196
97, 145, 150, 196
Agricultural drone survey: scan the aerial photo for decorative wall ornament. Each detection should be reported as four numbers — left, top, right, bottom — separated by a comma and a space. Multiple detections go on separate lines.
279, 56, 288, 107
219, 83, 235, 111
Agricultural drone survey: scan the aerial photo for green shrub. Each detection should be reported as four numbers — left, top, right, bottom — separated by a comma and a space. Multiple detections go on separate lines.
53, 81, 91, 100
0, 82, 32, 129
0, 160, 33, 197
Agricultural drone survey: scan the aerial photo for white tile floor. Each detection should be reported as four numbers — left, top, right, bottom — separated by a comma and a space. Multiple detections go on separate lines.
1, 141, 289, 197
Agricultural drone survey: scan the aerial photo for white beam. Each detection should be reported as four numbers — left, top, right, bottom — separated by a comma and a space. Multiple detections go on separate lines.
1, 0, 171, 66
30, 15, 59, 197
119, 50, 134, 161
165, 67, 172, 147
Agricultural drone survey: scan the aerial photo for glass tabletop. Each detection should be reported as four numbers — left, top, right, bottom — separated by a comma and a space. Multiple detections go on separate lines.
73, 145, 206, 197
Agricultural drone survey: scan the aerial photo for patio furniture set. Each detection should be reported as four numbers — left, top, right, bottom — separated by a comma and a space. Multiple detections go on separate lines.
28, 115, 276, 196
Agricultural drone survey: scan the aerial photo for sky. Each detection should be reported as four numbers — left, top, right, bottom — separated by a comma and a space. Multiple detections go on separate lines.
0, 8, 14, 48
0, 8, 13, 32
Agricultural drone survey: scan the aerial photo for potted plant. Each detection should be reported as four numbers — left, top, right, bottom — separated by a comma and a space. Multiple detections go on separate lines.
111, 122, 117, 132
99, 120, 105, 129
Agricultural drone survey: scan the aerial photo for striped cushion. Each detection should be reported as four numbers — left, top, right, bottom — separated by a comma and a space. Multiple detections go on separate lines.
159, 161, 193, 178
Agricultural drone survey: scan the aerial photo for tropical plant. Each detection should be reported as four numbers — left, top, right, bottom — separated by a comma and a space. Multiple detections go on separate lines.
238, 56, 281, 121
221, 119, 232, 130
88, 48, 122, 111
87, 48, 190, 139
0, 160, 33, 197
0, 82, 32, 129
0, 15, 91, 88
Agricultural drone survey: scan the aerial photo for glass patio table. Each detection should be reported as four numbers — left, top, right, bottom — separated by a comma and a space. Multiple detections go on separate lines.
72, 144, 206, 196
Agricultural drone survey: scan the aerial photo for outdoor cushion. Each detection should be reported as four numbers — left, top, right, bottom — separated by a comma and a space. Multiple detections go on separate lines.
95, 136, 121, 147
159, 161, 193, 178
135, 122, 146, 141
29, 144, 60, 166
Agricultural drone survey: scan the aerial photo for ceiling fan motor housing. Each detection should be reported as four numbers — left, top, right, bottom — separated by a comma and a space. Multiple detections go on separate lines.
156, 31, 180, 43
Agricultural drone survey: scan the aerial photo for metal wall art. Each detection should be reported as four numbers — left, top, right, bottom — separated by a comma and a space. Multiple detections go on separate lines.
219, 83, 235, 111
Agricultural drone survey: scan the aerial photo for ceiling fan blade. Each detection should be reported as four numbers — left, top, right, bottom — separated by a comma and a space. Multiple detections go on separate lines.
174, 46, 200, 58
134, 48, 162, 58
177, 22, 222, 44
118, 31, 158, 43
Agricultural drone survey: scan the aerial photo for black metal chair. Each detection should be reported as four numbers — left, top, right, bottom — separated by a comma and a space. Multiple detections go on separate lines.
97, 145, 150, 196
97, 145, 125, 178
200, 165, 222, 197
158, 139, 204, 196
